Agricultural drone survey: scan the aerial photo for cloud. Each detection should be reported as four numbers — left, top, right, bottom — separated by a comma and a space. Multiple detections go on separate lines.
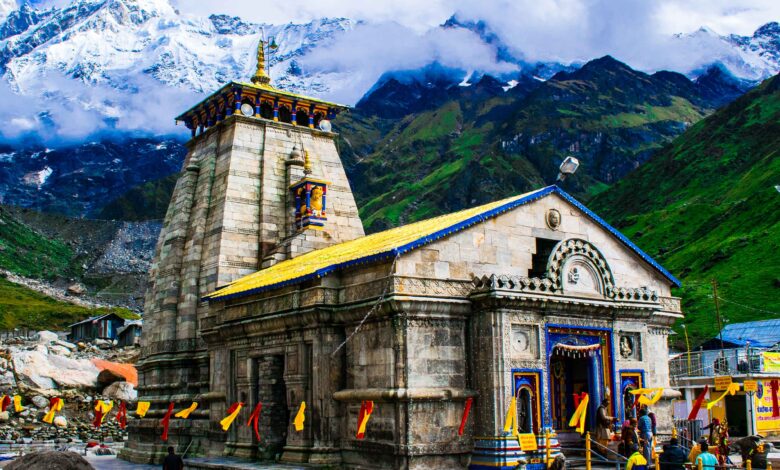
298, 21, 518, 103
0, 71, 200, 146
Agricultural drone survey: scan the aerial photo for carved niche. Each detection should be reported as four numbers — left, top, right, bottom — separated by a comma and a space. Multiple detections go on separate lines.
618, 333, 642, 360
546, 238, 615, 297
510, 324, 539, 359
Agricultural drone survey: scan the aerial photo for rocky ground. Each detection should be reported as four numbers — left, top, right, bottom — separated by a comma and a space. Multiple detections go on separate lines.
0, 330, 139, 452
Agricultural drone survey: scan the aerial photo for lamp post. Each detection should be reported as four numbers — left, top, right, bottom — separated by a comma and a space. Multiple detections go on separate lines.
556, 156, 580, 182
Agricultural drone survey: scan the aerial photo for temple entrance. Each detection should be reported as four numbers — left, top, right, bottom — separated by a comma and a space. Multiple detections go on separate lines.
256, 355, 289, 460
550, 354, 598, 430
547, 326, 614, 434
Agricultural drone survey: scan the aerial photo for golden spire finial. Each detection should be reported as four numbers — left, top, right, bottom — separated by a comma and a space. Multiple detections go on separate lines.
251, 39, 271, 86
303, 150, 312, 175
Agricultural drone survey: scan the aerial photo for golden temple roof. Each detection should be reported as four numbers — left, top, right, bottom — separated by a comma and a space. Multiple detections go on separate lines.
205, 187, 551, 301
204, 185, 680, 302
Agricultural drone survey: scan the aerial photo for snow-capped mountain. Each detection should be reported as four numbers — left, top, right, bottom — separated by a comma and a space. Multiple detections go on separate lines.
674, 22, 780, 81
0, 0, 353, 95
0, 0, 778, 146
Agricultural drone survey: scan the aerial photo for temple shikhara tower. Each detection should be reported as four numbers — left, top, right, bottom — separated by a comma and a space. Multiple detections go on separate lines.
124, 40, 683, 470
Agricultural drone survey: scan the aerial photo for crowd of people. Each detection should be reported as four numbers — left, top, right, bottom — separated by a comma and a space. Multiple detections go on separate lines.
594, 400, 737, 470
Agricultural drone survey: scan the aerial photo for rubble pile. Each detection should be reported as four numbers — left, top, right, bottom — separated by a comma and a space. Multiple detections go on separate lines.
0, 331, 139, 446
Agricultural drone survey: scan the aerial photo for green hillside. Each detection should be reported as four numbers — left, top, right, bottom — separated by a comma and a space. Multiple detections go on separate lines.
0, 207, 138, 330
0, 277, 137, 330
0, 206, 80, 279
590, 74, 780, 346
340, 57, 724, 232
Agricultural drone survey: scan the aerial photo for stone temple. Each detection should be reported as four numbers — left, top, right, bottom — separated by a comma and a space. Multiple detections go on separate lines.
122, 43, 683, 469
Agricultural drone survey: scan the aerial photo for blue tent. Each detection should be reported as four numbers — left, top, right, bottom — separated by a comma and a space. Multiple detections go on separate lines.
702, 319, 780, 349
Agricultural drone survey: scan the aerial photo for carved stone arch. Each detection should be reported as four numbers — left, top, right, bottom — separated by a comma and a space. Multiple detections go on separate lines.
546, 238, 615, 297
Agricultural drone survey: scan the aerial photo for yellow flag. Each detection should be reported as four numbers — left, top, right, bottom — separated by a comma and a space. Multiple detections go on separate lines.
293, 402, 306, 431
635, 388, 664, 406
42, 398, 63, 424
13, 395, 23, 413
175, 402, 198, 419
568, 394, 589, 434
136, 401, 151, 417
503, 397, 518, 436
220, 403, 243, 431
706, 382, 740, 410
96, 400, 113, 423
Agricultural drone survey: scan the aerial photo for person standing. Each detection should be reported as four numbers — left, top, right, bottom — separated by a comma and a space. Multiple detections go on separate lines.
626, 444, 648, 470
637, 408, 653, 462
595, 398, 617, 448
162, 446, 184, 470
660, 437, 688, 470
695, 442, 719, 470
621, 418, 639, 458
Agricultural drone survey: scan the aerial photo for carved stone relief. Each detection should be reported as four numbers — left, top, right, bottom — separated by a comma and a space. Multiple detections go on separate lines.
618, 333, 641, 360
510, 324, 539, 359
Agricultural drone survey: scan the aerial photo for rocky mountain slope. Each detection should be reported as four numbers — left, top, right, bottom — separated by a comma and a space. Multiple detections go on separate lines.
340, 56, 752, 232
590, 73, 780, 346
0, 138, 185, 217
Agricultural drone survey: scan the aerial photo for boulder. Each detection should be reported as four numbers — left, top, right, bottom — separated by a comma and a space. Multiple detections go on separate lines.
93, 338, 112, 349
66, 283, 87, 296
102, 381, 136, 402
97, 369, 124, 388
5, 451, 93, 470
54, 340, 77, 351
53, 415, 67, 428
32, 395, 49, 409
0, 411, 8, 422
13, 349, 99, 390
49, 345, 72, 357
33, 331, 58, 344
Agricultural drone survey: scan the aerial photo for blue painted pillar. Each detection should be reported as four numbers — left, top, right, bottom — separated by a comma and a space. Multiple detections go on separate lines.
234, 89, 242, 114
273, 97, 279, 121
255, 94, 261, 116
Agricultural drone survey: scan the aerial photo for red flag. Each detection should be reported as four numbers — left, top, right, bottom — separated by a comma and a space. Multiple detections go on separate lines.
246, 403, 263, 441
93, 406, 104, 428
573, 392, 587, 409
116, 401, 127, 429
458, 397, 473, 436
161, 402, 175, 441
771, 380, 779, 417
0, 395, 10, 412
356, 400, 374, 439
687, 385, 709, 420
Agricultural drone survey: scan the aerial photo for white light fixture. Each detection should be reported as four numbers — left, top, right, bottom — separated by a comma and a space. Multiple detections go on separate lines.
318, 120, 332, 132
557, 156, 580, 182
240, 103, 255, 117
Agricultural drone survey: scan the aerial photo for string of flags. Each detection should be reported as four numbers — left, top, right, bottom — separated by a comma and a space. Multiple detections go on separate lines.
0, 391, 522, 443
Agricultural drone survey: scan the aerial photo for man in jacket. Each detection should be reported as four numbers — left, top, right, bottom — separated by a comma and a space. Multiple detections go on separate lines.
660, 437, 688, 470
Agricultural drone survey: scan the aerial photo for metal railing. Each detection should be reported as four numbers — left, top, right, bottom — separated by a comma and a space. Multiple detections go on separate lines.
670, 349, 764, 382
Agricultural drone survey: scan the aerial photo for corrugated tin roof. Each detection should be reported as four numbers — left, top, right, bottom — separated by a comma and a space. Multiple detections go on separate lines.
719, 319, 780, 348
67, 313, 124, 328
205, 185, 680, 302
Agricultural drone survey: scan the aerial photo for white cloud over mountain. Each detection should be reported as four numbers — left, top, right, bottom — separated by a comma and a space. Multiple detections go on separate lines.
0, 0, 778, 145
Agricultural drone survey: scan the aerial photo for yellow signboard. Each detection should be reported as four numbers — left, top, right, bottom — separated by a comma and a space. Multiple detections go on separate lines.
763, 352, 780, 373
519, 433, 539, 451
754, 380, 780, 435
714, 376, 732, 391
744, 380, 758, 393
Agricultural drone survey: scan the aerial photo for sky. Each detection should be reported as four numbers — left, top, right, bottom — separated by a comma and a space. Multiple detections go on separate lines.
4, 0, 778, 145
172, 0, 780, 37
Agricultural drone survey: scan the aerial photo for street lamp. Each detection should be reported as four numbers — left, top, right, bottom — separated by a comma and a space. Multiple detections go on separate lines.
556, 156, 580, 182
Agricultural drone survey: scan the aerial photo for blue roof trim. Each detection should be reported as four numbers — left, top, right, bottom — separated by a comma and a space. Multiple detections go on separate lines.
551, 187, 681, 287
207, 184, 679, 302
